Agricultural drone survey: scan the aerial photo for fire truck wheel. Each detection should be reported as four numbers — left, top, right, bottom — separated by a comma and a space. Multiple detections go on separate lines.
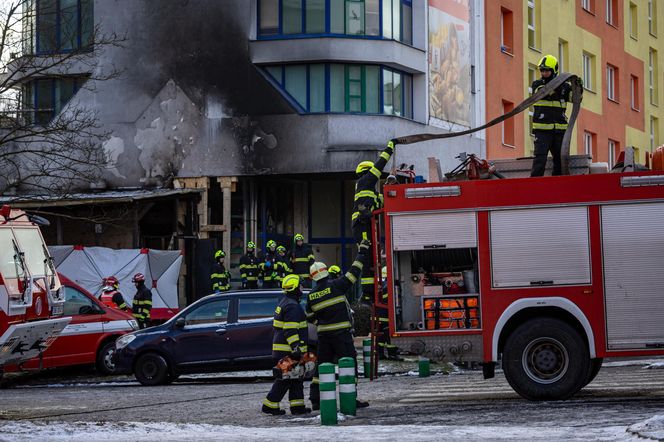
503, 318, 590, 401
583, 358, 603, 387
96, 341, 118, 375
134, 353, 170, 386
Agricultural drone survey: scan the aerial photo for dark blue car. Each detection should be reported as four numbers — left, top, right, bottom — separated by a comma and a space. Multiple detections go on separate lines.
113, 290, 314, 386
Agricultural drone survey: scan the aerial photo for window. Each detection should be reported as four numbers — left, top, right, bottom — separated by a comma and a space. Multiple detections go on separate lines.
649, 48, 658, 105
582, 52, 595, 91
629, 2, 638, 38
649, 0, 657, 36
608, 139, 618, 168
584, 131, 596, 157
34, 0, 93, 54
306, 0, 326, 33
558, 39, 569, 73
184, 299, 230, 326
265, 63, 411, 117
259, 0, 279, 35
63, 286, 96, 316
527, 0, 540, 50
238, 297, 279, 320
23, 77, 82, 125
500, 7, 514, 54
502, 99, 515, 146
606, 0, 617, 26
582, 0, 595, 14
606, 64, 617, 101
12, 228, 50, 277
650, 116, 659, 151
631, 75, 640, 110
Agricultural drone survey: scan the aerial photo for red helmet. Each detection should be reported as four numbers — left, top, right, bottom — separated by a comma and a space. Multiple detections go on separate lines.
132, 273, 145, 283
105, 276, 119, 287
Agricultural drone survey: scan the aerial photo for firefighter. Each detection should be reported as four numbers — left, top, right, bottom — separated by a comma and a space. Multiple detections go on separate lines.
376, 266, 400, 360
289, 234, 315, 289
352, 141, 395, 302
274, 245, 292, 285
530, 54, 572, 177
260, 240, 280, 289
306, 239, 372, 410
99, 276, 129, 311
131, 273, 152, 329
239, 241, 260, 289
211, 250, 231, 293
328, 265, 341, 279
262, 274, 311, 415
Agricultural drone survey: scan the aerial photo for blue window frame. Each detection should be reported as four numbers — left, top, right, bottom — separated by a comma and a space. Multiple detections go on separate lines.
23, 77, 83, 125
258, 0, 412, 43
263, 63, 413, 118
33, 0, 93, 54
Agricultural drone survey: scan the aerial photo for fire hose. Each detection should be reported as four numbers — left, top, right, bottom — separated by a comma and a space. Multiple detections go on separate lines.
390, 73, 584, 175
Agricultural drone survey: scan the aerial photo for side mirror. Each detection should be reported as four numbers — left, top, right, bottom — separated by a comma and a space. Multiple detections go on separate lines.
175, 317, 186, 328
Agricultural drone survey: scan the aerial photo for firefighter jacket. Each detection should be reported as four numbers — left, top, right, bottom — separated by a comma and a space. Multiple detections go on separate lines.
132, 284, 153, 322
531, 77, 571, 132
100, 290, 128, 310
272, 295, 309, 358
352, 142, 394, 227
275, 254, 292, 283
259, 250, 279, 284
305, 251, 368, 335
239, 252, 261, 284
290, 245, 314, 280
211, 262, 231, 292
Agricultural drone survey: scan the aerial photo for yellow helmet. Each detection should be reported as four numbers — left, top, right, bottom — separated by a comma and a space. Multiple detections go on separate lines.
538, 55, 559, 75
294, 233, 304, 241
356, 161, 374, 175
328, 265, 341, 275
310, 262, 329, 281
282, 274, 300, 292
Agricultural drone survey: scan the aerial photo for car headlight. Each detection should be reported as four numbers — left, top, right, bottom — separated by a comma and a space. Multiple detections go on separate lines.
128, 319, 139, 331
116, 334, 136, 350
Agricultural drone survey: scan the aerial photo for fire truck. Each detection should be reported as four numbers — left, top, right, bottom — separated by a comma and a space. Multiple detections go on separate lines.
0, 205, 70, 376
375, 166, 664, 400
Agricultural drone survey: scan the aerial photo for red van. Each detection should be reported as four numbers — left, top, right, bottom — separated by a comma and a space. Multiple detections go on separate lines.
14, 275, 138, 375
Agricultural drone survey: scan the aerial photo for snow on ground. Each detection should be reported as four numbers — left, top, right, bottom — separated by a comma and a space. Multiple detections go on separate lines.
0, 420, 654, 442
627, 415, 664, 440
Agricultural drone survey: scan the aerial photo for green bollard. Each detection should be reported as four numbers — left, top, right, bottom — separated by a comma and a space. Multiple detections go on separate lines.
362, 338, 372, 379
419, 356, 430, 378
338, 357, 357, 416
319, 363, 337, 425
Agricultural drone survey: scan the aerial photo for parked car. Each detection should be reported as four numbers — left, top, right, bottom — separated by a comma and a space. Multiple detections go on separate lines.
11, 275, 138, 375
114, 290, 315, 386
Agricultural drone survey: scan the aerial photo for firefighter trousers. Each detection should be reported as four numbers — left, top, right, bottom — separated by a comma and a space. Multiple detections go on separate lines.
375, 306, 398, 359
263, 358, 306, 413
531, 130, 564, 177
352, 219, 375, 302
310, 332, 358, 406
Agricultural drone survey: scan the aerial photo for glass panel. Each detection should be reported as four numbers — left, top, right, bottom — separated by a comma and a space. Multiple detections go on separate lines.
185, 299, 230, 326
55, 78, 77, 115
284, 65, 307, 108
349, 97, 361, 112
265, 65, 282, 84
401, 2, 412, 44
382, 0, 392, 39
63, 287, 95, 316
366, 0, 380, 35
36, 79, 53, 125
404, 74, 412, 118
331, 0, 345, 33
330, 64, 346, 112
59, 0, 78, 50
80, 0, 93, 47
13, 228, 49, 277
309, 64, 326, 112
306, 0, 326, 33
383, 69, 393, 114
346, 0, 365, 35
392, 0, 401, 41
365, 65, 380, 113
0, 229, 18, 279
259, 0, 279, 35
37, 0, 57, 52
283, 0, 303, 34
238, 297, 279, 319
393, 71, 402, 116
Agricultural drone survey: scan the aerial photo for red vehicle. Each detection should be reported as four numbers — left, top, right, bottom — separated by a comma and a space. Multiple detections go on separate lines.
0, 206, 70, 375
376, 170, 664, 400
14, 275, 138, 374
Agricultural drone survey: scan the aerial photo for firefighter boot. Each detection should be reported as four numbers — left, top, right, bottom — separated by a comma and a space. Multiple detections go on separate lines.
291, 406, 312, 415
261, 405, 286, 416
356, 399, 370, 408
386, 345, 403, 361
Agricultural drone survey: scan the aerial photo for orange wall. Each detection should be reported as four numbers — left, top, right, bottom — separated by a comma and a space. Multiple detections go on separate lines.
485, 0, 525, 159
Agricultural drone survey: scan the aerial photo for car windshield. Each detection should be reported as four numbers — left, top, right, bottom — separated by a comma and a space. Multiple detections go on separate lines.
13, 228, 50, 278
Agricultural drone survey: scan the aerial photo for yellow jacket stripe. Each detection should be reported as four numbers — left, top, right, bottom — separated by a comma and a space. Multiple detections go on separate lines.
310, 295, 347, 312
317, 321, 352, 332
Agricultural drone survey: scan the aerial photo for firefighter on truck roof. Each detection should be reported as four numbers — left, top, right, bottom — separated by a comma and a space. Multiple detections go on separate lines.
99, 276, 129, 311
132, 273, 152, 329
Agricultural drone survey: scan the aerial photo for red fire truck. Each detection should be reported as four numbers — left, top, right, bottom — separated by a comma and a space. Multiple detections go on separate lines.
376, 170, 664, 400
0, 205, 70, 376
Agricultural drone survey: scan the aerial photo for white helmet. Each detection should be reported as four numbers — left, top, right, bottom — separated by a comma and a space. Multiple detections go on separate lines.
381, 266, 388, 279
310, 262, 329, 281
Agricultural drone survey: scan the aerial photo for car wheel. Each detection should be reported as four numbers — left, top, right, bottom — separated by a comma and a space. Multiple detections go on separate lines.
503, 318, 590, 401
134, 353, 169, 386
163, 372, 181, 385
96, 341, 118, 375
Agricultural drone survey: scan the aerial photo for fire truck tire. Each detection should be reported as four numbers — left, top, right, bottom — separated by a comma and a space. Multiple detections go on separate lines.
503, 318, 590, 401
134, 353, 170, 386
583, 358, 603, 387
96, 341, 118, 375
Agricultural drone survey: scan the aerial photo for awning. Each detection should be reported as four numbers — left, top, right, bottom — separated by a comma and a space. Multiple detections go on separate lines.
0, 188, 203, 208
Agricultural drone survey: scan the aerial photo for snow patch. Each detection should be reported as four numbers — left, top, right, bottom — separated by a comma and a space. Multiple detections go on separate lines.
643, 362, 664, 370
628, 415, 664, 440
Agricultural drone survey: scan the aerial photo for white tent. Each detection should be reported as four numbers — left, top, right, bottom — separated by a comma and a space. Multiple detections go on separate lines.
50, 246, 182, 319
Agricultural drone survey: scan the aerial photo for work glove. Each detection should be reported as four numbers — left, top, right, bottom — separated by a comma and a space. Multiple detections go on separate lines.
290, 347, 302, 361
358, 239, 371, 255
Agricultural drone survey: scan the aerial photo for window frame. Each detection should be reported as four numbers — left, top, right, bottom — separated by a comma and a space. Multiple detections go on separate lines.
500, 7, 514, 54
629, 2, 638, 39
527, 0, 538, 50
608, 139, 617, 168
34, 0, 93, 55
583, 130, 595, 156
25, 77, 83, 126
630, 74, 640, 111
648, 0, 657, 36
649, 48, 658, 105
606, 64, 617, 102
581, 0, 595, 14
582, 52, 595, 92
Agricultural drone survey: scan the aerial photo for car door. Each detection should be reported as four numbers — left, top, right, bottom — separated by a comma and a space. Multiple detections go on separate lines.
169, 297, 234, 371
228, 294, 281, 366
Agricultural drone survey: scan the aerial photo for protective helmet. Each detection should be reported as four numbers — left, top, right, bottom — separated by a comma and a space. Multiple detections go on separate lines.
381, 266, 388, 279
277, 245, 286, 253
538, 55, 559, 75
214, 250, 225, 259
266, 240, 277, 250
328, 265, 341, 276
294, 233, 304, 241
247, 241, 256, 249
310, 262, 329, 281
105, 276, 119, 287
356, 161, 374, 175
132, 273, 145, 283
281, 274, 301, 292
